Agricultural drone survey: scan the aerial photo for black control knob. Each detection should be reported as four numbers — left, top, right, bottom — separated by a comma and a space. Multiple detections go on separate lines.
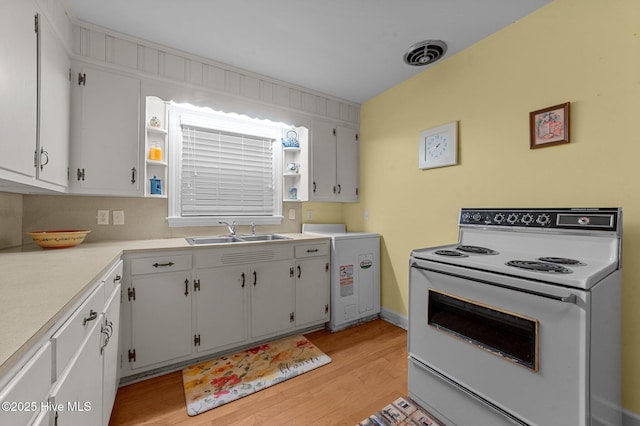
494, 213, 505, 224
507, 213, 519, 224
536, 214, 551, 225
521, 213, 534, 225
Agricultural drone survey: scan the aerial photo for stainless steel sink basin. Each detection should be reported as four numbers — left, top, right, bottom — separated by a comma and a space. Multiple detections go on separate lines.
185, 234, 292, 245
235, 234, 292, 242
185, 236, 236, 245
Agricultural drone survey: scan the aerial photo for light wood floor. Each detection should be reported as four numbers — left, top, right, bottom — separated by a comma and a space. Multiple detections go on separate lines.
109, 319, 408, 425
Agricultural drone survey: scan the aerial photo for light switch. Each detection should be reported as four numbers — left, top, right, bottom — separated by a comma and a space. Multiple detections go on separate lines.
289, 209, 296, 220
113, 210, 125, 225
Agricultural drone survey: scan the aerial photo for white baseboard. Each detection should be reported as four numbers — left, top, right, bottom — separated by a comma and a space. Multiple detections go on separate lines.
380, 307, 408, 330
624, 409, 640, 426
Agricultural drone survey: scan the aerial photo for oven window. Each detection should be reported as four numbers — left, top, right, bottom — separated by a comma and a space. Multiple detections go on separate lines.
428, 290, 538, 371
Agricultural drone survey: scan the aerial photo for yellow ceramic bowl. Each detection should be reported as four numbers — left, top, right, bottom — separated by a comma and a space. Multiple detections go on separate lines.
27, 230, 91, 249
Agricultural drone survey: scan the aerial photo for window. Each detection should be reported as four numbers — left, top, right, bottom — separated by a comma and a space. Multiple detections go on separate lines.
167, 103, 289, 227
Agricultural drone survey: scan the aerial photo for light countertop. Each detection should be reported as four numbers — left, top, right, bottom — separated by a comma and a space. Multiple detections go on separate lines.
0, 234, 327, 379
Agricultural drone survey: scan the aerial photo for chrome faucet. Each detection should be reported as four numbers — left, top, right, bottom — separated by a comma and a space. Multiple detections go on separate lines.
219, 221, 236, 235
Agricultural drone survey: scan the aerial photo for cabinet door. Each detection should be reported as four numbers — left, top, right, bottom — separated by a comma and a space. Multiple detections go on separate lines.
250, 260, 295, 339
0, 0, 37, 179
38, 14, 70, 188
49, 319, 103, 426
309, 121, 337, 201
71, 66, 140, 195
0, 342, 52, 426
336, 125, 359, 202
195, 268, 247, 352
102, 284, 121, 426
130, 273, 192, 369
295, 257, 330, 327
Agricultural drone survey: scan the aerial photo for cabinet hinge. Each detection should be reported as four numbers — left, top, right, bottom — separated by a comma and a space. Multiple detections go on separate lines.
67, 167, 70, 181
128, 349, 136, 363
54, 410, 58, 426
325, 304, 329, 314
290, 312, 295, 323
68, 68, 72, 82
333, 128, 336, 137
332, 185, 337, 194
76, 167, 85, 181
128, 287, 136, 301
33, 150, 38, 169
355, 133, 359, 142
355, 187, 359, 196
289, 267, 294, 278
325, 263, 329, 272
194, 334, 201, 347
78, 72, 86, 86
194, 279, 200, 292
34, 14, 39, 34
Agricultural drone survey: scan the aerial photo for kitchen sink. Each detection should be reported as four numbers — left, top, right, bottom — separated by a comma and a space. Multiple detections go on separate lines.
235, 234, 292, 242
185, 234, 292, 245
185, 236, 237, 245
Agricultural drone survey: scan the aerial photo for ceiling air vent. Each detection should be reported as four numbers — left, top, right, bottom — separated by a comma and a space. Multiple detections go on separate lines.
403, 40, 448, 66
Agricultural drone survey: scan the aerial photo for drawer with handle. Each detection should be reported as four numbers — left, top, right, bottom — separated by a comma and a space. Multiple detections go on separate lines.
130, 254, 192, 275
103, 259, 123, 299
50, 281, 105, 379
294, 242, 330, 258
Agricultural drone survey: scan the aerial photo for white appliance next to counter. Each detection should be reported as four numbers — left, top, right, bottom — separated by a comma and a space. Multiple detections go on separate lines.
303, 224, 380, 332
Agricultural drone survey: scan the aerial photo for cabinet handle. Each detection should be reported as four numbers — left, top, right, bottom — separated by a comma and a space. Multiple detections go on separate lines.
131, 167, 137, 184
297, 265, 302, 279
313, 181, 316, 193
253, 271, 257, 286
184, 278, 189, 296
83, 309, 97, 326
337, 184, 342, 194
39, 147, 49, 171
114, 274, 122, 283
152, 262, 175, 268
306, 249, 319, 253
241, 272, 245, 288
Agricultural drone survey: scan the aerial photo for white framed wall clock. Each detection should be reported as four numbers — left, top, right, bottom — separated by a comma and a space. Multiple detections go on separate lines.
418, 121, 458, 170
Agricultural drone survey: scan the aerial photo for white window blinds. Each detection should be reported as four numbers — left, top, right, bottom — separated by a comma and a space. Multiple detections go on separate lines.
180, 125, 276, 217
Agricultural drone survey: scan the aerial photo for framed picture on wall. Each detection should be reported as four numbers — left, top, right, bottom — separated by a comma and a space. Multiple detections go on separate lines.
529, 102, 570, 149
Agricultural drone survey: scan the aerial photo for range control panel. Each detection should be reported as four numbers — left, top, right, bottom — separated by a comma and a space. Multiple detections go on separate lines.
459, 208, 621, 233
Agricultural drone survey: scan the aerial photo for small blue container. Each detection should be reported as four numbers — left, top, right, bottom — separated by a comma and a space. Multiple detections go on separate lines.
150, 176, 162, 195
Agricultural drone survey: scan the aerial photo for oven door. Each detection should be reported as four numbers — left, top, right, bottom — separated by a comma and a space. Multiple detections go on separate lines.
409, 258, 589, 426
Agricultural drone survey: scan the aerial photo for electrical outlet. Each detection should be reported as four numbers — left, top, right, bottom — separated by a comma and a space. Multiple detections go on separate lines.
97, 210, 109, 225
307, 210, 313, 220
113, 210, 125, 225
288, 209, 296, 220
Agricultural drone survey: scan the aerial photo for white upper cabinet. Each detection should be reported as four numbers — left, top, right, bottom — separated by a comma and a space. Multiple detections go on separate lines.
0, 0, 71, 192
70, 64, 141, 196
0, 0, 38, 181
38, 12, 70, 189
309, 122, 359, 202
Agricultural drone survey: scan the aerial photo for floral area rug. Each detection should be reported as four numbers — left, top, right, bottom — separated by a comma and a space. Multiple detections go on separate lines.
182, 335, 331, 416
358, 397, 444, 426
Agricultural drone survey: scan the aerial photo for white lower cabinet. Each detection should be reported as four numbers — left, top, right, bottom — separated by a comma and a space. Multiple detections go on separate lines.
249, 260, 295, 339
129, 272, 192, 370
122, 240, 330, 379
295, 257, 330, 328
0, 342, 52, 426
194, 267, 247, 353
49, 317, 103, 426
47, 260, 122, 426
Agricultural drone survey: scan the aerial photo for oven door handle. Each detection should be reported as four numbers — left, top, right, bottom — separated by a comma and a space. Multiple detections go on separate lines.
410, 262, 578, 304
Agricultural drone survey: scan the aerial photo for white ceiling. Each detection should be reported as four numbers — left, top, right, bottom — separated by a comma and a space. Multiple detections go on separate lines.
61, 0, 553, 104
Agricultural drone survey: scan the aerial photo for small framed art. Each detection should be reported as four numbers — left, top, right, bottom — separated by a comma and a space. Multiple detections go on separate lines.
529, 102, 570, 149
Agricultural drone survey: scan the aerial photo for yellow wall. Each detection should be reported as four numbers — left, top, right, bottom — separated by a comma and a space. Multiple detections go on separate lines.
346, 0, 640, 414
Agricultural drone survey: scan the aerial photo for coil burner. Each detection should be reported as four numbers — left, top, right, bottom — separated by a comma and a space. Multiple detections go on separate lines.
506, 260, 572, 274
434, 250, 469, 257
537, 257, 583, 265
456, 245, 499, 255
